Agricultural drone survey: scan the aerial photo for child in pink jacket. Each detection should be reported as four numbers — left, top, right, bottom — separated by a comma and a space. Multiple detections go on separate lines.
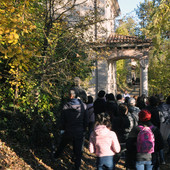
89, 112, 121, 170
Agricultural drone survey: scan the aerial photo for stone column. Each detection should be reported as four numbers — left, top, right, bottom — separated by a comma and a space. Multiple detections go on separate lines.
95, 59, 98, 98
112, 61, 117, 96
108, 61, 112, 93
140, 57, 149, 96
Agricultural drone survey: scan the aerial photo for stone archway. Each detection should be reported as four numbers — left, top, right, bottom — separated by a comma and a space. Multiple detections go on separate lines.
92, 34, 152, 97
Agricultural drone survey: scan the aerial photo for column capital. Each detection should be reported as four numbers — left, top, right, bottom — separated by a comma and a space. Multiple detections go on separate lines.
140, 58, 149, 69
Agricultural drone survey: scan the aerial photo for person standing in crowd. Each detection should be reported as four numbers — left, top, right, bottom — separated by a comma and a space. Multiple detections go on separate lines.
145, 95, 166, 166
54, 88, 88, 170
93, 90, 106, 117
89, 113, 121, 170
128, 97, 141, 127
157, 94, 170, 128
124, 96, 130, 106
136, 94, 147, 110
158, 95, 170, 155
86, 95, 95, 138
123, 90, 130, 100
112, 104, 133, 165
112, 104, 132, 143
156, 94, 169, 164
72, 77, 88, 103
145, 96, 160, 129
125, 98, 140, 169
105, 93, 119, 123
164, 96, 170, 155
126, 110, 164, 170
116, 93, 124, 105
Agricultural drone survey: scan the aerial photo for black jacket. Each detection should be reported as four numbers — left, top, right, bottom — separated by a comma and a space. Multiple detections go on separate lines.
93, 98, 106, 115
61, 98, 88, 134
112, 114, 131, 143
145, 105, 161, 129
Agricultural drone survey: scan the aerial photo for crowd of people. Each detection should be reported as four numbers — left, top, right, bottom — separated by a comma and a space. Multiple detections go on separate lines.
54, 83, 170, 170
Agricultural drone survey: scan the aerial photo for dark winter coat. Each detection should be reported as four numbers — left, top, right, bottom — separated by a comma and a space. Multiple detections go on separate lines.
61, 98, 88, 134
145, 105, 161, 129
112, 114, 131, 143
93, 98, 106, 115
105, 100, 119, 120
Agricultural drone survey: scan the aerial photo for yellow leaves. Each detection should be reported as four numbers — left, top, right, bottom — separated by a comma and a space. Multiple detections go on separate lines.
29, 25, 36, 30
23, 28, 28, 34
9, 68, 16, 75
4, 55, 8, 59
0, 9, 5, 14
8, 30, 19, 44
4, 29, 10, 34
53, 22, 61, 29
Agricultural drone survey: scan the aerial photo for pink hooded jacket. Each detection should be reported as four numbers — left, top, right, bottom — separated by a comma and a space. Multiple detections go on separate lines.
89, 125, 120, 157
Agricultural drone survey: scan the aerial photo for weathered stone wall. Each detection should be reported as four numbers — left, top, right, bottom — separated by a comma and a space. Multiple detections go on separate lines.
87, 60, 108, 99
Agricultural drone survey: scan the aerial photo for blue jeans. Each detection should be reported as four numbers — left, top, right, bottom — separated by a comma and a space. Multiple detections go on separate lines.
136, 161, 153, 170
97, 156, 114, 170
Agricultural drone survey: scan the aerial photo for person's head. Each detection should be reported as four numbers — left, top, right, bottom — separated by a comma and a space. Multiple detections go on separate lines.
74, 77, 81, 86
148, 96, 158, 107
95, 112, 111, 129
98, 90, 106, 98
87, 95, 93, 104
124, 90, 128, 94
158, 94, 164, 102
124, 96, 130, 104
116, 94, 122, 100
69, 88, 78, 99
139, 109, 151, 122
166, 96, 170, 104
128, 97, 136, 106
118, 104, 128, 116
136, 95, 147, 109
107, 93, 115, 101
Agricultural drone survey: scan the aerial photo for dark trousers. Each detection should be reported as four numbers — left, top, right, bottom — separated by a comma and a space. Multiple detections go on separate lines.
152, 152, 160, 170
168, 134, 170, 152
55, 131, 84, 170
88, 122, 95, 138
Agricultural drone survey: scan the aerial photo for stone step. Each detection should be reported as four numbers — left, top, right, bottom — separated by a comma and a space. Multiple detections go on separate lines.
130, 92, 140, 96
117, 84, 140, 97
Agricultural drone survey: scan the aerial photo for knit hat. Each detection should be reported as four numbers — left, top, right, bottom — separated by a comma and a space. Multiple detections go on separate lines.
139, 110, 151, 122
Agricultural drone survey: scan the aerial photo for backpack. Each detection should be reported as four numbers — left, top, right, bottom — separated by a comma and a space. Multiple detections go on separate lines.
137, 125, 155, 153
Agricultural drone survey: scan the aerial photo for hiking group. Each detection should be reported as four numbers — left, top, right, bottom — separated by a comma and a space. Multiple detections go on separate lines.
53, 78, 170, 170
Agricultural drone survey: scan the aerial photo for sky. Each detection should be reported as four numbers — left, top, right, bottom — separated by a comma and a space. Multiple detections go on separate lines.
117, 0, 145, 19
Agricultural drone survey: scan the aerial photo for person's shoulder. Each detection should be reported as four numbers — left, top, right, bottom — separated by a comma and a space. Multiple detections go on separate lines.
133, 106, 141, 113
110, 130, 117, 135
108, 130, 118, 138
63, 100, 71, 107
128, 126, 140, 138
89, 130, 95, 139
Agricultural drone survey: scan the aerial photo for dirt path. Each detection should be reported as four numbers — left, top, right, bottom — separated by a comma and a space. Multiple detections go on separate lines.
0, 138, 170, 170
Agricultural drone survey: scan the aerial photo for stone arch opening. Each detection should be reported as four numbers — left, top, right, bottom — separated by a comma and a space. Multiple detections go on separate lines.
90, 34, 152, 98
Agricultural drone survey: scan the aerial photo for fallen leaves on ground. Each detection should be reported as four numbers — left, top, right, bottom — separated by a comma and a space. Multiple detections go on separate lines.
0, 138, 170, 170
